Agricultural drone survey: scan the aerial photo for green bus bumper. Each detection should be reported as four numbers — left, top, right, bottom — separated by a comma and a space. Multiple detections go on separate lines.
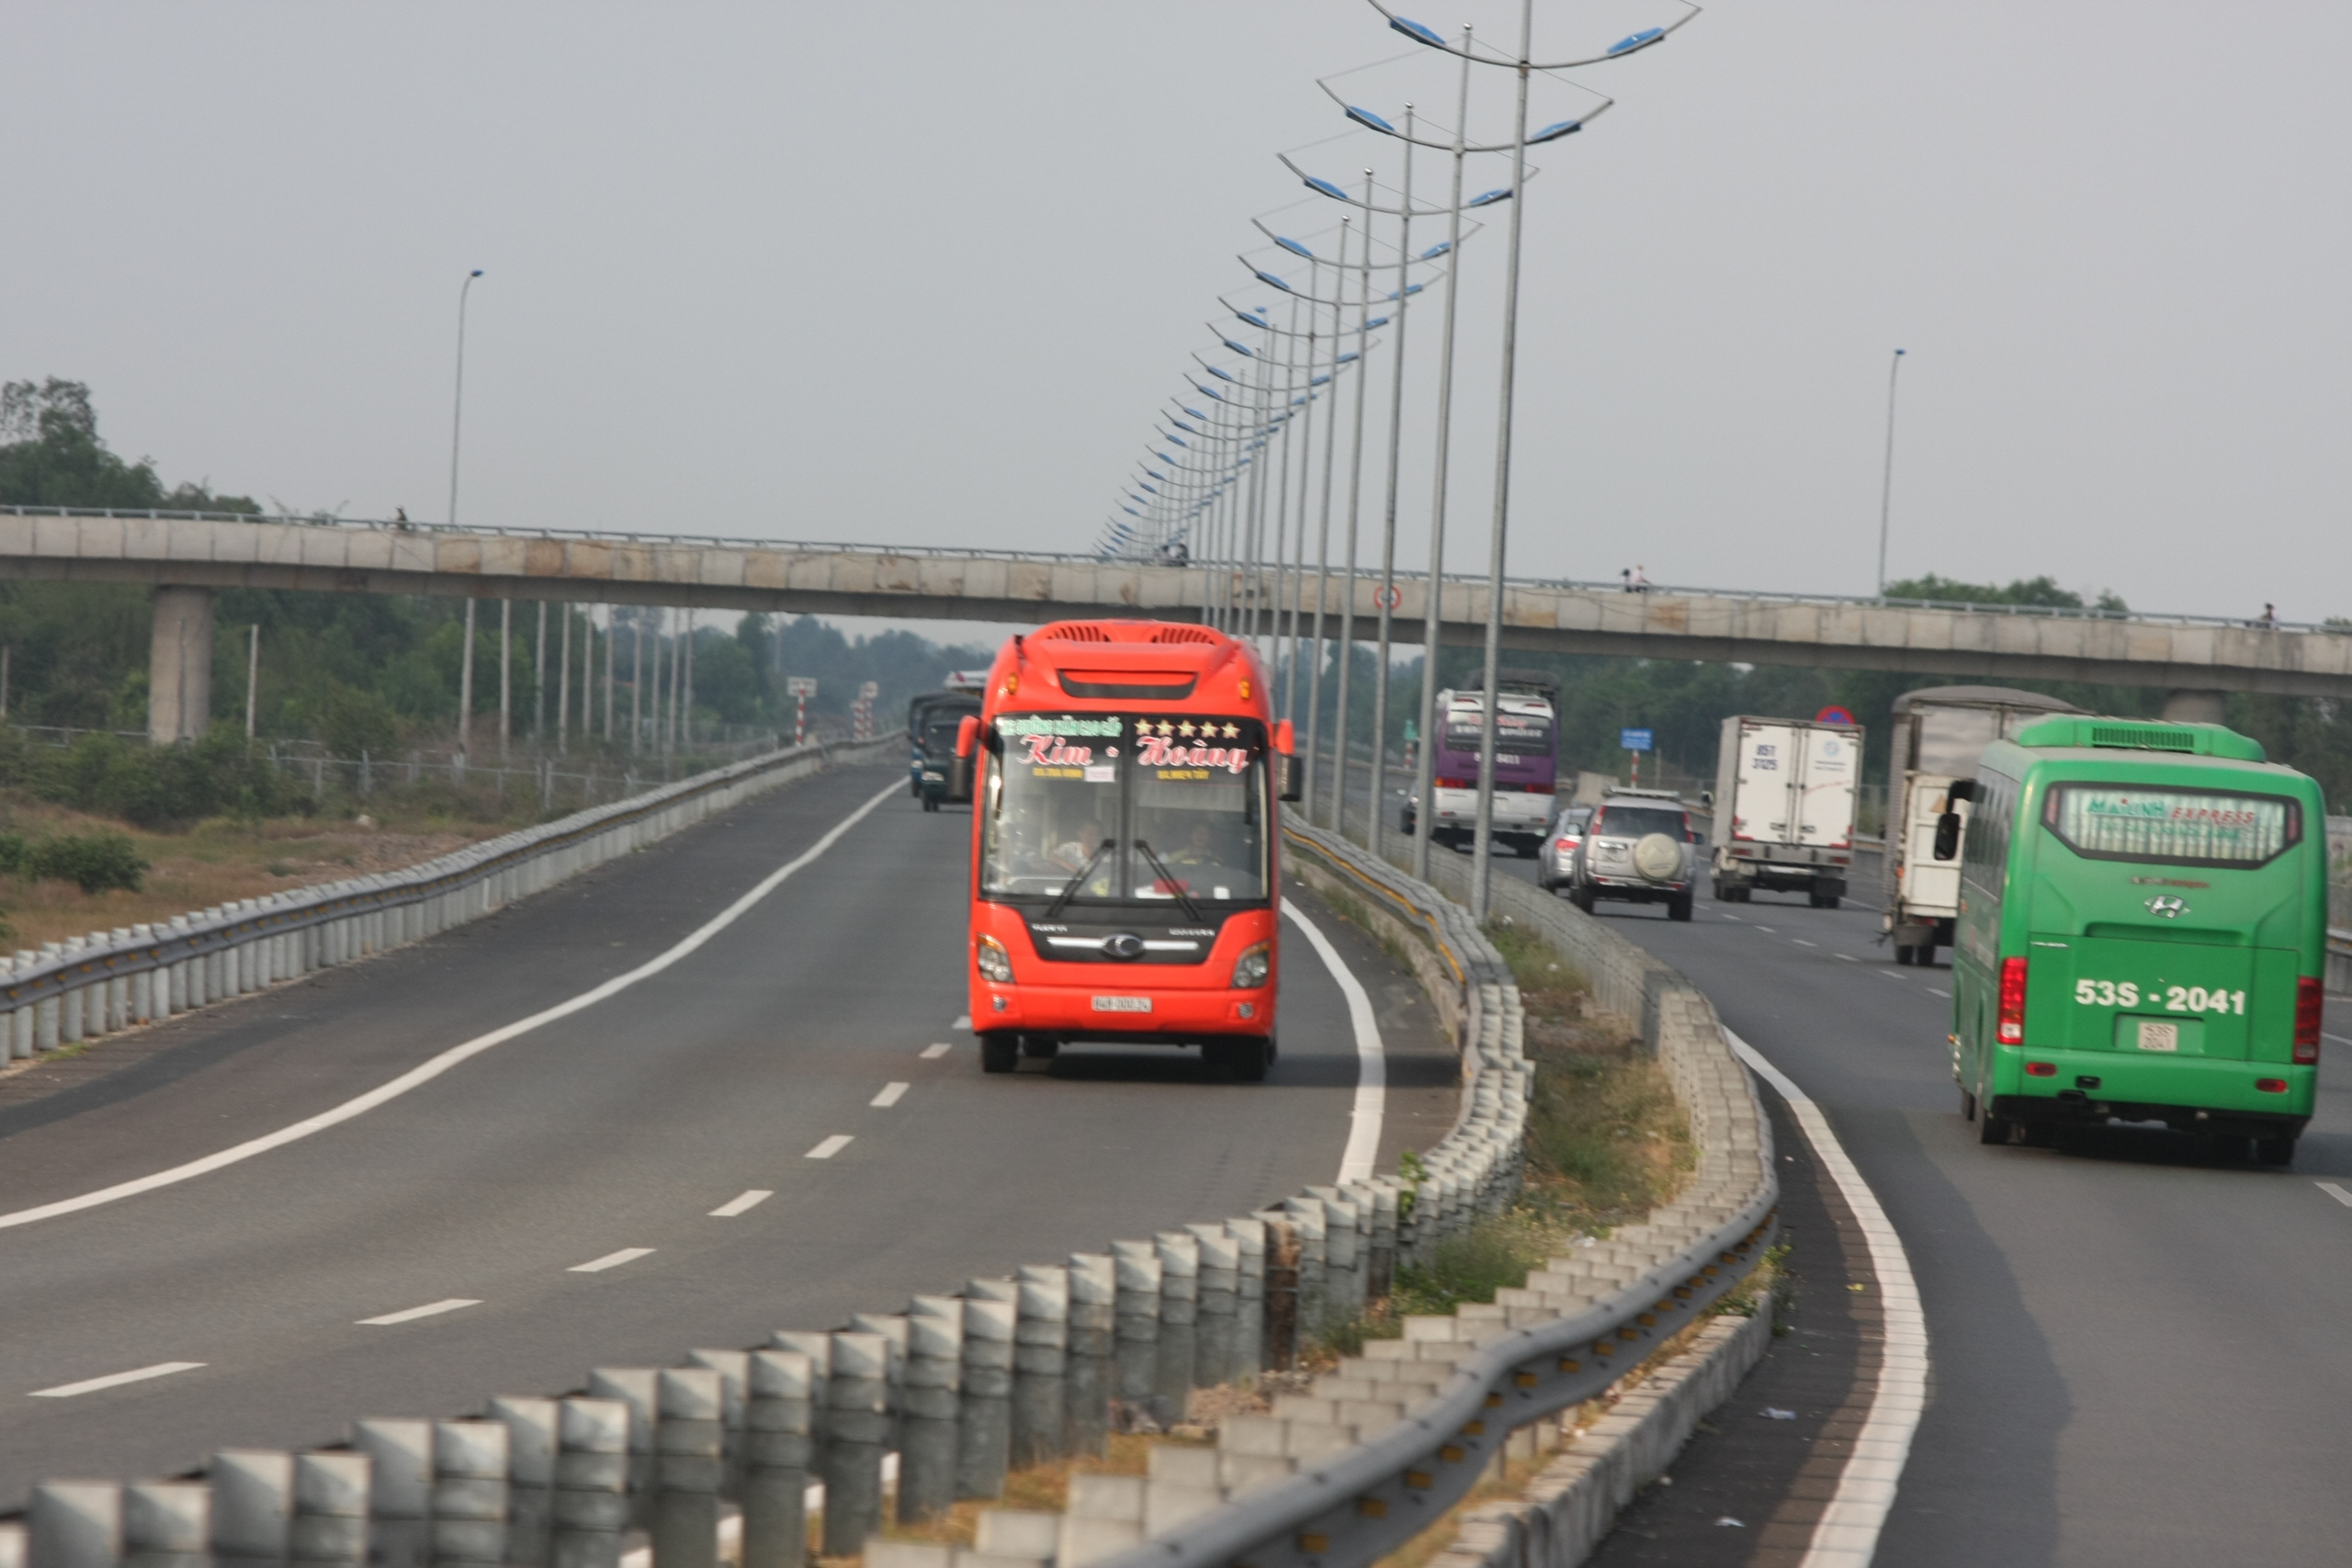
1990, 1047, 2313, 1134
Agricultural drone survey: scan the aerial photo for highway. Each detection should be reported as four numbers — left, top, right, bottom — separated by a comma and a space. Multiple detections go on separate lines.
1479, 841, 2352, 1565
0, 764, 1457, 1507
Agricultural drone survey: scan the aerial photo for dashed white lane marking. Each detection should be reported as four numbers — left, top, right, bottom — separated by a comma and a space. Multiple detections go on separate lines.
1835, 953, 1857, 962
2316, 1182, 2352, 1208
1720, 913, 1743, 920
0, 780, 905, 1235
920, 1043, 953, 1059
1927, 987, 1951, 998
570, 1247, 654, 1273
709, 1190, 773, 1218
32, 1361, 206, 1398
806, 1134, 854, 1160
357, 1298, 481, 1325
1282, 899, 1386, 1184
2324, 1032, 2352, 1048
1724, 1026, 1927, 1568
952, 1015, 972, 1031
1877, 971, 1907, 982
870, 1082, 910, 1109
1794, 940, 1818, 948
1754, 925, 1777, 932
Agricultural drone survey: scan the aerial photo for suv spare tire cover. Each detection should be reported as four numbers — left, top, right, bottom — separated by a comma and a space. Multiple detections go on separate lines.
1632, 832, 1683, 883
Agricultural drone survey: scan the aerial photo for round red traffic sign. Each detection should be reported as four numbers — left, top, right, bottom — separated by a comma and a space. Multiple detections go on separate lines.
1816, 705, 1857, 726
1374, 584, 1403, 610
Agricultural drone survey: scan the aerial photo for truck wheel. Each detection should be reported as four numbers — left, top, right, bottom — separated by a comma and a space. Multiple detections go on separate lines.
1810, 889, 1841, 910
1978, 1105, 2016, 1145
1895, 944, 1916, 966
979, 1032, 1019, 1074
1668, 893, 1693, 923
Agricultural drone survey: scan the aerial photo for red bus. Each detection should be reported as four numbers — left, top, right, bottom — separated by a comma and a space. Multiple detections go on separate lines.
954, 620, 1301, 1080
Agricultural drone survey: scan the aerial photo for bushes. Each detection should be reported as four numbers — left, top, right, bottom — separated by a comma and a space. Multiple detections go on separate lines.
0, 829, 148, 893
1, 725, 304, 829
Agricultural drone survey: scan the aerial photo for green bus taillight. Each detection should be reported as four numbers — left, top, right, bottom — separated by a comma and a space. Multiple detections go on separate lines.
2294, 976, 2323, 1065
1997, 955, 2029, 1044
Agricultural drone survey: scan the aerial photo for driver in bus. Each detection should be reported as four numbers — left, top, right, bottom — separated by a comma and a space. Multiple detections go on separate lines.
1050, 819, 1106, 874
1165, 821, 1221, 868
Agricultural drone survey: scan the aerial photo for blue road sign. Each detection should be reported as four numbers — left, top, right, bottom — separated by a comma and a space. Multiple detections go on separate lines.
1621, 728, 1653, 752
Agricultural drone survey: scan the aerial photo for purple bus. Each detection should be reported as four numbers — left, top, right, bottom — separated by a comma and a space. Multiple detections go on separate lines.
1402, 671, 1562, 856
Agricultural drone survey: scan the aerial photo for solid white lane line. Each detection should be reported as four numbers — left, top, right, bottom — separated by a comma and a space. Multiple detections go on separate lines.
709, 1190, 773, 1218
870, 1082, 910, 1109
32, 1361, 206, 1398
1794, 940, 1818, 948
1282, 899, 1385, 1184
2316, 1182, 2352, 1208
952, 1015, 972, 1031
0, 779, 904, 1235
920, 1043, 953, 1059
2324, 1032, 2352, 1048
1723, 1026, 1927, 1568
806, 1134, 854, 1160
570, 1247, 653, 1273
357, 1298, 481, 1326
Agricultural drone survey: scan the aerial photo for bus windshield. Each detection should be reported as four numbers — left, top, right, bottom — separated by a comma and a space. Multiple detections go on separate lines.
2044, 784, 2300, 869
978, 715, 1269, 904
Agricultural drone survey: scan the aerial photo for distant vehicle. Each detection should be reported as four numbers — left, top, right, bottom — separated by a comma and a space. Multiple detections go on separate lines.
1401, 670, 1560, 856
1709, 715, 1863, 907
1562, 788, 1699, 919
908, 690, 984, 809
1882, 686, 2080, 964
1534, 805, 1594, 892
957, 620, 1301, 1079
1950, 716, 2324, 1165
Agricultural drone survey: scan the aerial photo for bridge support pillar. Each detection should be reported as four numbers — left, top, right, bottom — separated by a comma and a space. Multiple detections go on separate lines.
2162, 690, 2229, 725
148, 586, 215, 744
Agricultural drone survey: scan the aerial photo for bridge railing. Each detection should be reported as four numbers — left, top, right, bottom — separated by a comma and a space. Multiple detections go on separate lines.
0, 505, 2329, 636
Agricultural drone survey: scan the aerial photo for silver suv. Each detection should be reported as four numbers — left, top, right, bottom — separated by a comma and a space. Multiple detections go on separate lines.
1564, 790, 1698, 921
1534, 806, 1593, 892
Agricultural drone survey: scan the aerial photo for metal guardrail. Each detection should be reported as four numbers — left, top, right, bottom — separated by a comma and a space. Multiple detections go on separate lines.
0, 736, 898, 1065
0, 505, 2328, 636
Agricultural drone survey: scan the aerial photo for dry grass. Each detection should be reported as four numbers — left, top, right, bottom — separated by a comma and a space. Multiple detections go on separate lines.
873, 1432, 1205, 1551
0, 794, 503, 950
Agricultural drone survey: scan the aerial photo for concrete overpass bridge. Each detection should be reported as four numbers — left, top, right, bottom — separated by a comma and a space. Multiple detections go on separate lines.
1, 505, 2343, 739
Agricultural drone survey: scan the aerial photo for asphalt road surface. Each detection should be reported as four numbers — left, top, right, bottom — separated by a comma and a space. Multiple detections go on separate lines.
0, 765, 1455, 1506
1508, 859, 2352, 1567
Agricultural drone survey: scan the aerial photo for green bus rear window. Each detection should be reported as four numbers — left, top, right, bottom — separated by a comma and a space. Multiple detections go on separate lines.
2043, 784, 2300, 869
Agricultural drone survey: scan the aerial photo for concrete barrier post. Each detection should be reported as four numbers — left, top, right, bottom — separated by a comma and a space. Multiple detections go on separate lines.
553, 1395, 632, 1555
1012, 1265, 1069, 1465
1227, 1217, 1268, 1376
653, 1369, 725, 1568
1307, 1187, 1363, 1321
1153, 1231, 1200, 1413
1282, 1199, 1329, 1337
128, 928, 153, 1024
1365, 1179, 1401, 1299
821, 1331, 892, 1554
741, 1350, 814, 1568
209, 1449, 295, 1559
1186, 1225, 1240, 1386
899, 1298, 964, 1522
434, 1420, 513, 1562
1111, 1242, 1163, 1404
1256, 1213, 1300, 1371
955, 1292, 1016, 1501
28, 1481, 121, 1568
124, 1480, 210, 1562
60, 939, 85, 1042
352, 1418, 433, 1519
290, 1452, 372, 1562
1065, 1252, 1116, 1458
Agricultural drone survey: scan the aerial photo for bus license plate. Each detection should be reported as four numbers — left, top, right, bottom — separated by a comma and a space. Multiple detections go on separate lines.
1092, 996, 1152, 1013
2136, 1021, 2179, 1053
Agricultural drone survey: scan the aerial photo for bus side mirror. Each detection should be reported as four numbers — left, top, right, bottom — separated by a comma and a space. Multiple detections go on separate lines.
1273, 719, 1304, 803
1701, 789, 1713, 808
1947, 779, 1978, 803
1933, 812, 1962, 861
950, 716, 980, 799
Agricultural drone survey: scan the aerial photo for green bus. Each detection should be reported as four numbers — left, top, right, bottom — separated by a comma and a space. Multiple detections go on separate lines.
1949, 716, 2325, 1165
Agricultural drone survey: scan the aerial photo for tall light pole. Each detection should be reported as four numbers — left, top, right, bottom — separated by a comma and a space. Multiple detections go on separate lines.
1877, 347, 1906, 595
448, 267, 483, 766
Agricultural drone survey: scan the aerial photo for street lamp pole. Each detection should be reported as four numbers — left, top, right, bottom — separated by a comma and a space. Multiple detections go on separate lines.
1469, 1, 1534, 920
1877, 347, 1906, 595
449, 267, 483, 767
1367, 111, 1417, 863
1302, 216, 1351, 818
1329, 178, 1377, 838
1412, 31, 1475, 884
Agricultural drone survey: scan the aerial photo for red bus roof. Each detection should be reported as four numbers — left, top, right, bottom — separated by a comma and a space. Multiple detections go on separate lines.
979, 620, 1270, 720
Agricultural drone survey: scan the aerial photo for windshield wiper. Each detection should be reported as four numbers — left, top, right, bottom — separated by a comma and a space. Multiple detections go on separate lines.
1043, 839, 1114, 922
1132, 839, 1208, 924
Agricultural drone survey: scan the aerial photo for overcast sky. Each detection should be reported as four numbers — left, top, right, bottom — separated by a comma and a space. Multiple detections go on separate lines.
6, 3, 2345, 626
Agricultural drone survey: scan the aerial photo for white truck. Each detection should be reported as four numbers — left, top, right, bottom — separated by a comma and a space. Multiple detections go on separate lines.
1709, 715, 1865, 907
1881, 685, 2078, 965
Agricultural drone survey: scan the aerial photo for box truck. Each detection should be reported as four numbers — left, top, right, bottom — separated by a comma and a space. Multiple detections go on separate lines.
1881, 685, 2078, 964
1710, 716, 1864, 907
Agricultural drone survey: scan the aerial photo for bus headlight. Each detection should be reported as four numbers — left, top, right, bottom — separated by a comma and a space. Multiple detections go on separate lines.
1232, 942, 1271, 989
976, 935, 1013, 984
